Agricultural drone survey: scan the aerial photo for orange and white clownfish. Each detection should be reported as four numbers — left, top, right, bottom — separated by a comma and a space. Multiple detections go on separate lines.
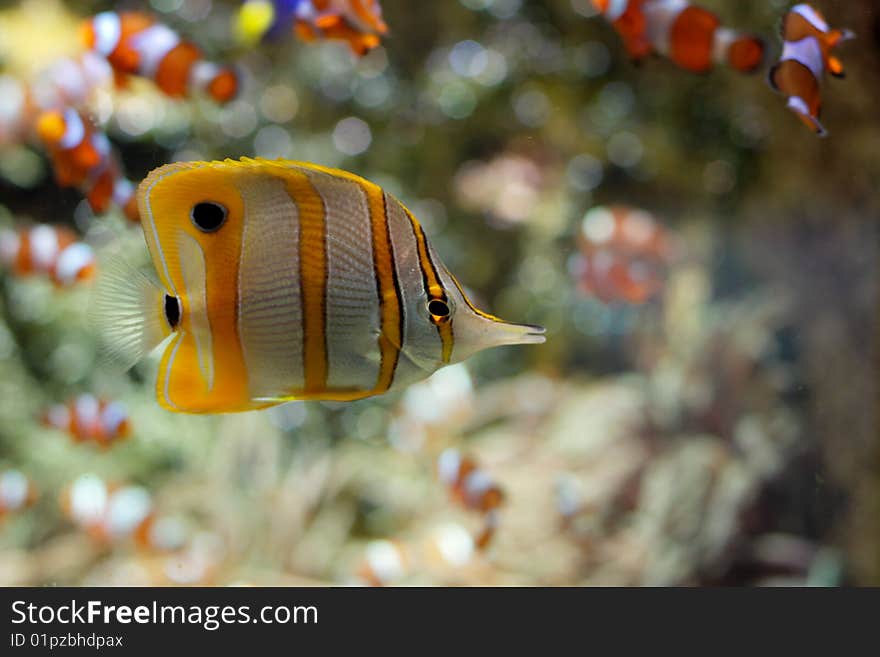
35, 108, 139, 222
591, 0, 764, 73
0, 469, 38, 519
41, 394, 131, 448
437, 448, 504, 549
0, 224, 96, 287
80, 11, 239, 103
60, 475, 159, 548
768, 4, 854, 136
356, 539, 411, 586
92, 157, 545, 414
571, 205, 671, 305
236, 0, 387, 56
0, 53, 112, 148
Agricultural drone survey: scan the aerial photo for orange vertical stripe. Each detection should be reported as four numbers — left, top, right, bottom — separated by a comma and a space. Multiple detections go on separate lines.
403, 207, 454, 364
370, 192, 403, 393
284, 172, 327, 393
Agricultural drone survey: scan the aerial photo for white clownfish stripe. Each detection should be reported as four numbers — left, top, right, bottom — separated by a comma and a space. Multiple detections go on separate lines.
644, 0, 688, 56
296, 2, 318, 20
93, 12, 122, 57
47, 403, 71, 430
604, 0, 631, 22
792, 3, 828, 33
781, 37, 825, 80
105, 486, 152, 537
59, 108, 86, 150
437, 448, 462, 485
112, 178, 135, 206
130, 24, 181, 78
365, 541, 405, 583
0, 470, 28, 509
75, 394, 101, 429
29, 225, 60, 272
787, 96, 825, 134
0, 229, 20, 265
55, 243, 94, 285
712, 27, 736, 66
70, 475, 108, 525
81, 52, 113, 87
463, 469, 493, 505
101, 401, 129, 436
188, 61, 219, 94
91, 132, 112, 161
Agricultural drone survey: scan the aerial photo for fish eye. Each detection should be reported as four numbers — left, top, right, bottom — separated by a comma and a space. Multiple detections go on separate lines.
190, 201, 227, 232
428, 299, 450, 322
164, 294, 181, 329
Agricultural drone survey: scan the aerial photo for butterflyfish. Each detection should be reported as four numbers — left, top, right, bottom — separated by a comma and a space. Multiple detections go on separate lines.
80, 11, 239, 103
768, 4, 854, 137
591, 0, 765, 73
94, 158, 545, 414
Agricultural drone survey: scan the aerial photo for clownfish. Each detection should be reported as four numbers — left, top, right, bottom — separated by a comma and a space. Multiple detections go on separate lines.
0, 54, 112, 148
591, 0, 764, 73
93, 158, 545, 414
0, 470, 38, 519
236, 0, 387, 55
60, 475, 157, 547
356, 539, 411, 586
0, 224, 96, 287
571, 205, 671, 305
768, 4, 854, 136
437, 448, 504, 549
35, 108, 139, 222
41, 394, 131, 448
80, 11, 239, 103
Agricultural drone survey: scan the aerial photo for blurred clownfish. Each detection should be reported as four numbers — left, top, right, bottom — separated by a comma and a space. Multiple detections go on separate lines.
41, 394, 132, 448
591, 0, 765, 73
80, 11, 239, 103
35, 108, 139, 222
93, 157, 545, 414
0, 224, 96, 287
0, 470, 38, 519
437, 448, 504, 549
768, 4, 854, 137
60, 475, 157, 548
356, 539, 412, 586
236, 0, 387, 56
0, 53, 112, 148
571, 205, 672, 305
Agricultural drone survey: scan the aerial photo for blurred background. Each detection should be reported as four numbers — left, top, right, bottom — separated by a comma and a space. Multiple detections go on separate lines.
0, 0, 877, 586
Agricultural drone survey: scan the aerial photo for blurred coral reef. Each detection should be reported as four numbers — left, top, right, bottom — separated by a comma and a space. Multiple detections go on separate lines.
0, 0, 878, 586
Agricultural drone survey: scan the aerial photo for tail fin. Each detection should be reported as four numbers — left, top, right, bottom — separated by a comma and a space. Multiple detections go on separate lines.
89, 255, 171, 371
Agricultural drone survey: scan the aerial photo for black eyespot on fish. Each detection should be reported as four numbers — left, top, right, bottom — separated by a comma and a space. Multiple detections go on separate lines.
428, 299, 450, 320
164, 294, 181, 329
191, 201, 227, 232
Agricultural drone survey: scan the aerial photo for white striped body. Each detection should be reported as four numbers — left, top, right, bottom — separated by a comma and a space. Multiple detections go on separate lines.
107, 158, 544, 413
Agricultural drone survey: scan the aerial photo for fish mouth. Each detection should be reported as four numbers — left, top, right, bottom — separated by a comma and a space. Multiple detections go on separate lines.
499, 322, 547, 345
